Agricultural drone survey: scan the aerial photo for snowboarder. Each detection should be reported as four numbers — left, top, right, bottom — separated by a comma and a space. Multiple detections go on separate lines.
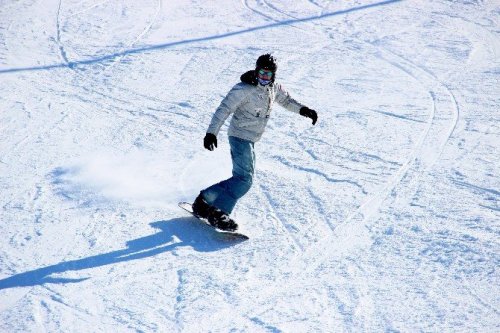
191, 54, 318, 231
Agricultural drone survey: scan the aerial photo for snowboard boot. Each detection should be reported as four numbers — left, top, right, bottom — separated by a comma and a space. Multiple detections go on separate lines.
207, 207, 238, 232
192, 193, 211, 219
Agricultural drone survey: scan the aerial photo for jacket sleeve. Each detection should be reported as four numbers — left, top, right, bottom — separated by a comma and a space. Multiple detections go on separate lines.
207, 83, 248, 136
274, 83, 304, 114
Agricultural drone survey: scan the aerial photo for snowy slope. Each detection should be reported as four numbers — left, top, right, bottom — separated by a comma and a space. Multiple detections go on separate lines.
0, 0, 499, 331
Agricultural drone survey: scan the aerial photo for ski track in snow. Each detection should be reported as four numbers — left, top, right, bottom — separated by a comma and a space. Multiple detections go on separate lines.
310, 45, 461, 258
55, 0, 163, 97
0, 0, 499, 331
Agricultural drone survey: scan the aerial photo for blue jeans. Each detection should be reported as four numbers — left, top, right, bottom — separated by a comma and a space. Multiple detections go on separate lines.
201, 136, 255, 214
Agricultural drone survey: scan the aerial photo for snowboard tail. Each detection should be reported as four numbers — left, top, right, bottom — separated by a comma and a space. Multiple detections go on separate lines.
178, 202, 249, 241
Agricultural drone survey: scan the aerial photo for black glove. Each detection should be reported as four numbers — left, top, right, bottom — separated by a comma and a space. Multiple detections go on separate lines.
300, 106, 318, 125
204, 133, 217, 151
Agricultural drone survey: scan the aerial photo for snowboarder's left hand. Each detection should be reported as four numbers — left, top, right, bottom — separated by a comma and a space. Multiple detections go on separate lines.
300, 107, 318, 125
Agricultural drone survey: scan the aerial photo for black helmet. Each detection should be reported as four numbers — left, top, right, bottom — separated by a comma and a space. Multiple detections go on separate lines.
256, 54, 277, 72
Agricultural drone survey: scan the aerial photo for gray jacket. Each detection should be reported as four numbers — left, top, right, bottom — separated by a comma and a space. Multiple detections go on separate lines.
207, 80, 304, 142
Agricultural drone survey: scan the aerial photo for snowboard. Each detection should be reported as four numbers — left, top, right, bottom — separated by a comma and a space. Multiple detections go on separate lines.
178, 202, 249, 241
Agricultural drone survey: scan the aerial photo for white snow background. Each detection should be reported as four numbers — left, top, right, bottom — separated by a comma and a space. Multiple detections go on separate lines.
0, 0, 499, 332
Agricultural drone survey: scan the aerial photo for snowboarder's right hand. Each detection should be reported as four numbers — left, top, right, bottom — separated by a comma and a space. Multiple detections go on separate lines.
204, 133, 217, 151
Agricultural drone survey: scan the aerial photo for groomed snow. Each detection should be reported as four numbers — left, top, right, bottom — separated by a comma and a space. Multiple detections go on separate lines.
0, 0, 499, 331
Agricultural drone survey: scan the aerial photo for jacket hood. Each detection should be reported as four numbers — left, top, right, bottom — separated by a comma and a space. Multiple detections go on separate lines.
240, 70, 258, 86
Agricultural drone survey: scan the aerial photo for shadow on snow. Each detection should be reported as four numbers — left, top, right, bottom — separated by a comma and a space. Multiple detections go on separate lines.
0, 0, 401, 74
0, 218, 242, 290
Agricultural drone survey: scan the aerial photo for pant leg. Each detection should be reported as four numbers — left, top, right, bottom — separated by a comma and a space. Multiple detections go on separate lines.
201, 136, 255, 214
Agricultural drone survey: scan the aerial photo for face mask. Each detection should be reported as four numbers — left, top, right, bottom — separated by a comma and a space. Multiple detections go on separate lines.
258, 77, 271, 86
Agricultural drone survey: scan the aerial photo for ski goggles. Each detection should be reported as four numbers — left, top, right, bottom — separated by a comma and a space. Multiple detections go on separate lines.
258, 69, 274, 78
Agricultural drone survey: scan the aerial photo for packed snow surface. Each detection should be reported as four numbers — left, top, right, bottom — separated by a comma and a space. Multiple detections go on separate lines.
1, 0, 499, 332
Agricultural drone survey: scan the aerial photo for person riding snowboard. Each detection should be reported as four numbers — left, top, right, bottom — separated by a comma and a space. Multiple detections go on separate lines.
192, 54, 318, 231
